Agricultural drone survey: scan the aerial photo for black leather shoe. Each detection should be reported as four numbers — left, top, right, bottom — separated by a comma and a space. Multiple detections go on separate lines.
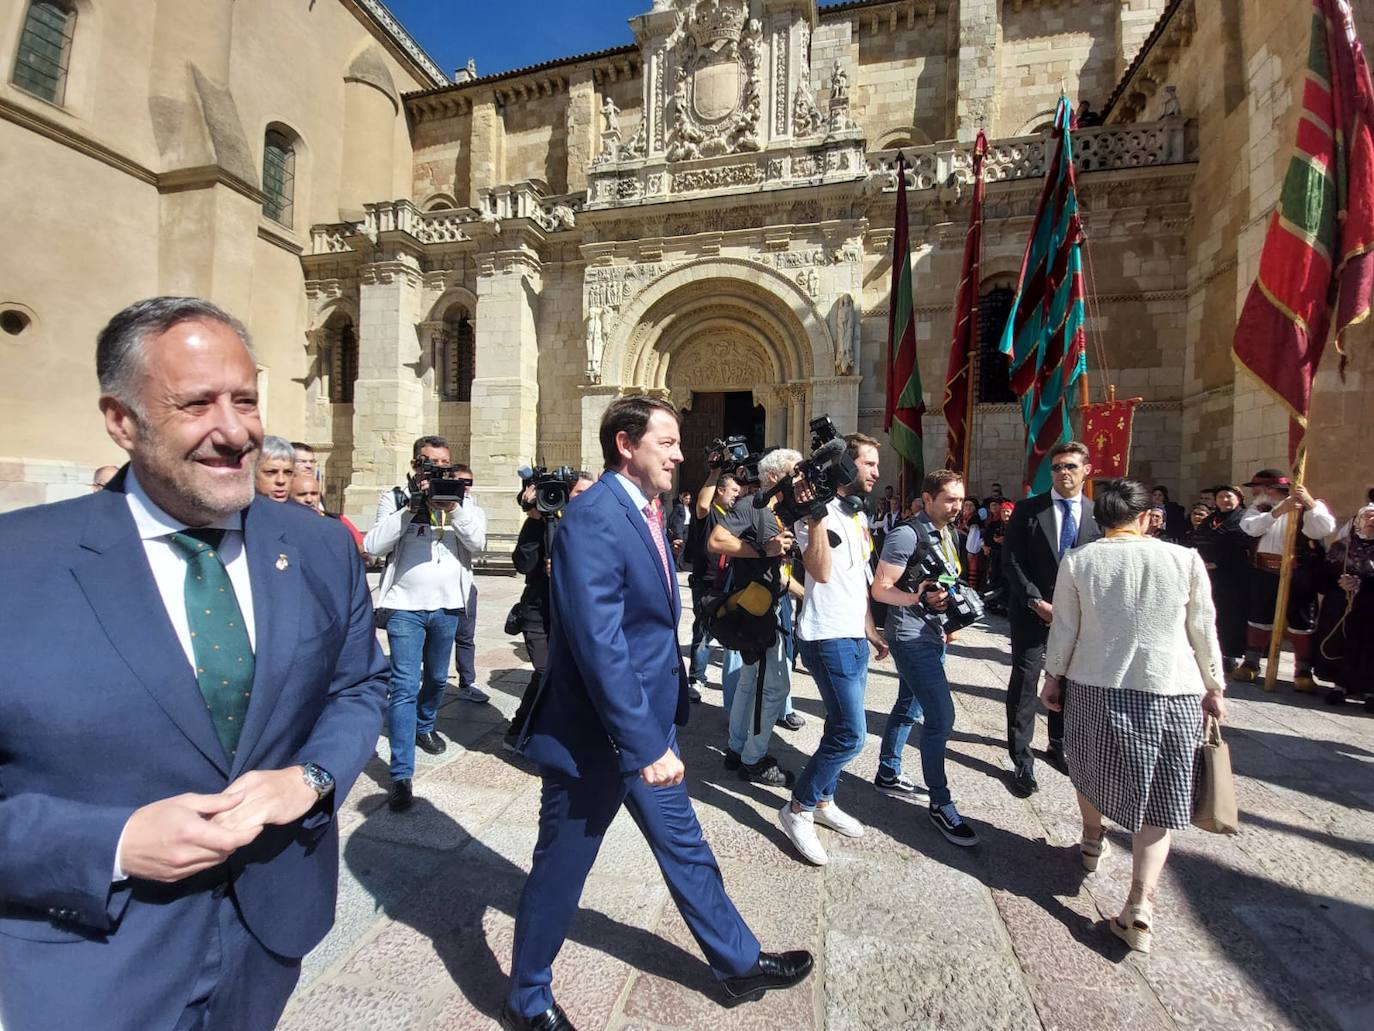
723, 950, 814, 999
498, 1001, 576, 1030
416, 731, 447, 755
1045, 747, 1068, 774
388, 779, 413, 812
1008, 769, 1039, 798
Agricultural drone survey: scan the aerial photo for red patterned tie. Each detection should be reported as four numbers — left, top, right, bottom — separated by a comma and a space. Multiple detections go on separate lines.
643, 500, 672, 584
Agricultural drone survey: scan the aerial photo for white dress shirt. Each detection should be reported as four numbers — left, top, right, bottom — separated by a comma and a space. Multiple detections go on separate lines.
1050, 489, 1085, 551
615, 473, 655, 529
1240, 501, 1336, 553
115, 469, 259, 882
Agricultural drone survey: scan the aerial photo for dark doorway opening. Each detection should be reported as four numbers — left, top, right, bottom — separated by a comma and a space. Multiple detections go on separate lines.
677, 390, 765, 501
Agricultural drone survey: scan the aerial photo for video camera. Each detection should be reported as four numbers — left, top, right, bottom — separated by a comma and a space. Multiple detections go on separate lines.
706, 436, 751, 470
900, 522, 985, 632
518, 465, 580, 516
752, 413, 858, 524
412, 458, 468, 508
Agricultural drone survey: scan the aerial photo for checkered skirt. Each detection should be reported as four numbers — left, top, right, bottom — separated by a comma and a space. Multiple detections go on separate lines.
1063, 681, 1203, 831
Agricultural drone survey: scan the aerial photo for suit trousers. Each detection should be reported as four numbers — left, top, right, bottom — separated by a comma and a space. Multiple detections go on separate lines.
172, 891, 300, 1031
1006, 612, 1063, 774
453, 583, 479, 690
508, 732, 760, 1018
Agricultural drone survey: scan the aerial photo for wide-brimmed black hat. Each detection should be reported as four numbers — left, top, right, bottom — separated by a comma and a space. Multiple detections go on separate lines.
1244, 468, 1291, 490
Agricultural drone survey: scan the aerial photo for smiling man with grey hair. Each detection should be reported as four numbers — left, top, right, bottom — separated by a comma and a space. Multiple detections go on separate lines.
0, 296, 387, 1031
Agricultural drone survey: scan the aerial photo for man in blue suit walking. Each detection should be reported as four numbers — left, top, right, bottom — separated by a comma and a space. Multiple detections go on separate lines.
503, 397, 813, 1030
0, 297, 388, 1030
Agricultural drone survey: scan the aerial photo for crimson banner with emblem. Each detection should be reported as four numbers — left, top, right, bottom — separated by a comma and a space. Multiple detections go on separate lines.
1082, 400, 1140, 478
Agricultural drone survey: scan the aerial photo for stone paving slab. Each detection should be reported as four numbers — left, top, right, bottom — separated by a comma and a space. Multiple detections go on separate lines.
282, 573, 1374, 1030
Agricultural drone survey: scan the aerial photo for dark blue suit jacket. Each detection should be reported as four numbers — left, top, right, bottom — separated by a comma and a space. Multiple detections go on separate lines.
0, 470, 387, 1028
520, 473, 689, 778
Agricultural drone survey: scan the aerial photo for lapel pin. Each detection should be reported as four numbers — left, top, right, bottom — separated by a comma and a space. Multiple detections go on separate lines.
276, 554, 290, 571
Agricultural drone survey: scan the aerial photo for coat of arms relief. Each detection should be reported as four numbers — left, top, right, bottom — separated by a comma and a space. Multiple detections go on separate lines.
666, 0, 764, 161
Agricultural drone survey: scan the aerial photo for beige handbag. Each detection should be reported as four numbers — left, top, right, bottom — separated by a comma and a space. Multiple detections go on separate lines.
1192, 715, 1240, 835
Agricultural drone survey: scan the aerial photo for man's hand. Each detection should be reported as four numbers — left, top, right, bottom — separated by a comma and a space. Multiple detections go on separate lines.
1292, 485, 1315, 510
867, 629, 889, 661
117, 791, 258, 882
924, 586, 951, 613
1339, 573, 1361, 593
1201, 691, 1227, 721
1040, 674, 1064, 712
762, 530, 795, 558
671, 538, 684, 556
1030, 599, 1053, 624
209, 767, 319, 835
641, 747, 685, 787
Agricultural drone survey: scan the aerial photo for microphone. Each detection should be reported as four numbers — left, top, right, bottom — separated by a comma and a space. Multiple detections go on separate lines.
753, 438, 847, 508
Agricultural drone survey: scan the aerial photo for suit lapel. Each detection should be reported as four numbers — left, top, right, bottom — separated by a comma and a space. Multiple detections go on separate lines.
1036, 494, 1059, 559
71, 495, 230, 776
603, 474, 675, 607
230, 502, 302, 776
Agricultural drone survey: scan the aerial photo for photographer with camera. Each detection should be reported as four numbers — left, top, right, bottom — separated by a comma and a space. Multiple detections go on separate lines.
778, 432, 887, 866
871, 469, 982, 846
707, 449, 807, 788
504, 467, 596, 751
363, 435, 487, 812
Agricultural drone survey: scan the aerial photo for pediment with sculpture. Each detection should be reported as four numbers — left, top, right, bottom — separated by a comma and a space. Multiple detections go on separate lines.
666, 0, 764, 160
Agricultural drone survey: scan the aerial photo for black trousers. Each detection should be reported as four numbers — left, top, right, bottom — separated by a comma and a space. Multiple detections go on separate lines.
1006, 611, 1063, 774
510, 621, 549, 735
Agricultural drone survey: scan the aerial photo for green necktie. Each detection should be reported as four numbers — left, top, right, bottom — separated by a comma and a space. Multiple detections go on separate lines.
168, 528, 255, 758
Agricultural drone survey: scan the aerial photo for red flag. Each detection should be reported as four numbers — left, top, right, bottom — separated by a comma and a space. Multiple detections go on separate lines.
1082, 400, 1140, 478
884, 155, 925, 481
944, 131, 987, 475
1233, 0, 1374, 461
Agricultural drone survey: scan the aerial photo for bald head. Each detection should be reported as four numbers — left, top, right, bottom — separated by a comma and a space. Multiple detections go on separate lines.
91, 465, 119, 491
289, 471, 321, 511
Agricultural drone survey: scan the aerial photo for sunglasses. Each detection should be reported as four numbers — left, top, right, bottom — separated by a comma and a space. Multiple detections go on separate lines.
1050, 463, 1080, 472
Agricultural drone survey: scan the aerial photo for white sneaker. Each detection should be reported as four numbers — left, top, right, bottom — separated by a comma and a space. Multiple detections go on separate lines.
454, 685, 489, 703
778, 804, 829, 865
813, 801, 864, 838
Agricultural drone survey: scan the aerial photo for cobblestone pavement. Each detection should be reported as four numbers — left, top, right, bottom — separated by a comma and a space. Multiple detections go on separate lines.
281, 573, 1374, 1031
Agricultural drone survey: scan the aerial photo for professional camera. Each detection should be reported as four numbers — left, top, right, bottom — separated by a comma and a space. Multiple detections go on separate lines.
707, 435, 751, 470
899, 522, 986, 632
753, 413, 858, 524
518, 465, 580, 516
412, 458, 468, 507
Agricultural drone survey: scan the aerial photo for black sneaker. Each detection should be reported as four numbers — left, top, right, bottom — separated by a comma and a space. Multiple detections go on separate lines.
776, 711, 806, 731
929, 802, 978, 846
723, 748, 742, 770
1008, 768, 1039, 798
739, 757, 795, 788
873, 771, 930, 802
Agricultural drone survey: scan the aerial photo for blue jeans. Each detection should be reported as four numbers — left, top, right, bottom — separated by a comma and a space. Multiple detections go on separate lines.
727, 633, 791, 764
884, 634, 954, 807
720, 648, 744, 712
386, 607, 460, 779
792, 637, 869, 810
688, 616, 711, 684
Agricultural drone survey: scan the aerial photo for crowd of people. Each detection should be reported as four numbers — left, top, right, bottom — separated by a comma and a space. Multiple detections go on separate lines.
6, 293, 1372, 1031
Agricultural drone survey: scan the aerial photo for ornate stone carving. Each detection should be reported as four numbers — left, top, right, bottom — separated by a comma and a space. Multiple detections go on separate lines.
665, 2, 763, 162
671, 163, 761, 192
795, 268, 818, 298
832, 293, 857, 375
828, 61, 852, 133
794, 84, 824, 138
667, 337, 770, 391
585, 307, 605, 384
1161, 84, 1181, 119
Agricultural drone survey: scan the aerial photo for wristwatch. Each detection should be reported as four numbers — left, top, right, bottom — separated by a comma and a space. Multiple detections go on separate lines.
301, 762, 335, 799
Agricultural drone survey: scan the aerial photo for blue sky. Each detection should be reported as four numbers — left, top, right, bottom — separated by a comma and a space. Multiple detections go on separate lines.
386, 0, 648, 80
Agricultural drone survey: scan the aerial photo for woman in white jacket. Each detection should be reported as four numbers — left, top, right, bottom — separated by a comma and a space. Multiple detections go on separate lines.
1040, 478, 1227, 954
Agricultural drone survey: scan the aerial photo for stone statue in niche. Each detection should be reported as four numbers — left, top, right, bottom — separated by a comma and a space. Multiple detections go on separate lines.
830, 61, 848, 102
585, 306, 605, 384
794, 85, 824, 138
833, 293, 857, 375
1161, 85, 1181, 120
601, 96, 621, 135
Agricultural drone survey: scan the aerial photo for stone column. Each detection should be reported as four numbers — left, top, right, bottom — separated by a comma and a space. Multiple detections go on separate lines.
955, 0, 999, 141
565, 70, 599, 193
470, 249, 542, 535
787, 384, 809, 453
630, 3, 681, 158
467, 91, 504, 209
345, 256, 427, 526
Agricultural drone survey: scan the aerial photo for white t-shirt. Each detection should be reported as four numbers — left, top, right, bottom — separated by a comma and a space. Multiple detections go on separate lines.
793, 497, 875, 641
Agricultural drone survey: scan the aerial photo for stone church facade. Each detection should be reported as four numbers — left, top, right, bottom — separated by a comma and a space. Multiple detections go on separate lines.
3, 0, 1370, 532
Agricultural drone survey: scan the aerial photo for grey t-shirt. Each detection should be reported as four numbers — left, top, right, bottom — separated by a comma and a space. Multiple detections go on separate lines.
879, 518, 956, 643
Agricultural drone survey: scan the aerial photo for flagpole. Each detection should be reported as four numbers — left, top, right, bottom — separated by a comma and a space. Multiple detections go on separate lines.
962, 131, 984, 482
1078, 365, 1093, 501
1262, 449, 1307, 692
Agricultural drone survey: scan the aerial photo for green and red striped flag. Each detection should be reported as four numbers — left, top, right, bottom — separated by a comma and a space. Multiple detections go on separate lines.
998, 97, 1088, 496
1233, 0, 1374, 462
884, 154, 925, 484
943, 131, 988, 475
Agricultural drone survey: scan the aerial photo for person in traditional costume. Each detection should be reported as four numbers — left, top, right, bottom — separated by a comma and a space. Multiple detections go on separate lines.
1231, 469, 1336, 691
1315, 504, 1374, 709
1191, 485, 1251, 672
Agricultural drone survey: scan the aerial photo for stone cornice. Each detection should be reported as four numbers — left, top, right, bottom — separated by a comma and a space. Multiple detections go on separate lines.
1, 95, 157, 186
345, 0, 448, 88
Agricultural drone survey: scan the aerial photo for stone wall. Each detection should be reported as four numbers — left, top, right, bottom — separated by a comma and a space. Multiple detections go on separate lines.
998, 0, 1120, 134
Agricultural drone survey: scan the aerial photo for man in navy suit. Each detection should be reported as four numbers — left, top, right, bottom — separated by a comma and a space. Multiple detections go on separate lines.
503, 397, 813, 1031
0, 297, 388, 1030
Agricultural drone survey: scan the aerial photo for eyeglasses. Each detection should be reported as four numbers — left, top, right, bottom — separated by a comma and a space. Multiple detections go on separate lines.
1050, 463, 1080, 472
